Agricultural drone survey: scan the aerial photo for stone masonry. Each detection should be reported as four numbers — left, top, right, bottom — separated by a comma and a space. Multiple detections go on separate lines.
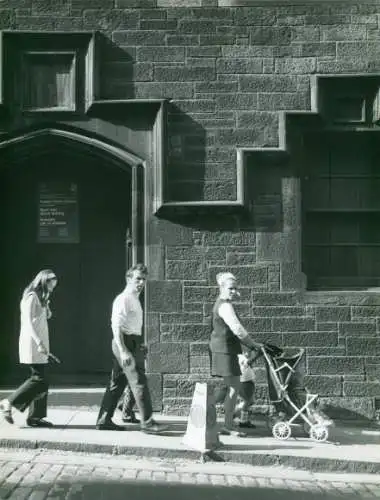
2, 1, 380, 418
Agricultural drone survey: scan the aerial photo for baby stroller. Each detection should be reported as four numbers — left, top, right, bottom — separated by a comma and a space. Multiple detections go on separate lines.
259, 343, 330, 443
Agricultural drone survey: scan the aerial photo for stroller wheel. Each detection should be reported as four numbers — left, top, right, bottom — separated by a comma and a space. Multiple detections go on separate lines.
309, 425, 328, 442
272, 421, 291, 440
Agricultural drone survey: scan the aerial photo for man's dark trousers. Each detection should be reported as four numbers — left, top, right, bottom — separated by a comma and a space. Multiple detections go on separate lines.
8, 364, 48, 419
96, 335, 153, 425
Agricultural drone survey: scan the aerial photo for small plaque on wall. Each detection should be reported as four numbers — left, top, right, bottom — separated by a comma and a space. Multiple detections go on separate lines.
38, 182, 79, 243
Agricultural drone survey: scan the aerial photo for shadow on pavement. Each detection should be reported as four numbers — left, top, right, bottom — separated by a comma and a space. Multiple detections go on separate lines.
2, 478, 361, 500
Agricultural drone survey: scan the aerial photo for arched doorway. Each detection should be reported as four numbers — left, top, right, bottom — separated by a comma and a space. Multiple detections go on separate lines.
0, 127, 144, 386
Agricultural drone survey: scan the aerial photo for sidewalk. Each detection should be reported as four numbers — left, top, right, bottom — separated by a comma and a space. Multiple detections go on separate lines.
1, 407, 380, 474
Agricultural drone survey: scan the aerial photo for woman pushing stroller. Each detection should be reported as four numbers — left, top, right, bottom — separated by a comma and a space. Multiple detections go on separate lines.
209, 272, 262, 437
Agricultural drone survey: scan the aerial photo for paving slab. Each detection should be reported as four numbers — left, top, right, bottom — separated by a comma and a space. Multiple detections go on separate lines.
0, 408, 379, 474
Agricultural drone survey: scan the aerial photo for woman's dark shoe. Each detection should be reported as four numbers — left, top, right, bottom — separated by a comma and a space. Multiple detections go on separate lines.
26, 418, 53, 428
0, 401, 14, 424
96, 421, 126, 431
121, 412, 140, 424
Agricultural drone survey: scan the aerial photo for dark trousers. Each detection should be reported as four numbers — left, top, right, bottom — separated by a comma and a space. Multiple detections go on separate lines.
119, 385, 136, 417
96, 335, 153, 425
8, 364, 48, 419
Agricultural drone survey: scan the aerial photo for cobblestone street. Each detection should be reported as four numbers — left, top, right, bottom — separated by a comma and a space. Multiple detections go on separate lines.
1, 449, 380, 499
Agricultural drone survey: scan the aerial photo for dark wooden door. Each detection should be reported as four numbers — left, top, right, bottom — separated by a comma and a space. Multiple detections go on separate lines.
0, 151, 131, 384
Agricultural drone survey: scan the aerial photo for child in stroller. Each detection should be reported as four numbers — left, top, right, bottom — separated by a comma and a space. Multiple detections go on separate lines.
260, 343, 333, 442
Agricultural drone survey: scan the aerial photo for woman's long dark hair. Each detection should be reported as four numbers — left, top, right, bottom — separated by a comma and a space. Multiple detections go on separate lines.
23, 269, 57, 306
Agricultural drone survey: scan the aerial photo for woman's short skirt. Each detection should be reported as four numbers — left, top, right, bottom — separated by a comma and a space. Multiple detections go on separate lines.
210, 351, 241, 378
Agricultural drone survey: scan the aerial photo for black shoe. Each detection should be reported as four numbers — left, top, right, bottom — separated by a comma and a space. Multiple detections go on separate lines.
121, 413, 140, 424
26, 418, 53, 428
96, 421, 126, 431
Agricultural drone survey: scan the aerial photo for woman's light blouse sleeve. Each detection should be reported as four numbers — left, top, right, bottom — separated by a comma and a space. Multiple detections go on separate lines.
218, 302, 248, 340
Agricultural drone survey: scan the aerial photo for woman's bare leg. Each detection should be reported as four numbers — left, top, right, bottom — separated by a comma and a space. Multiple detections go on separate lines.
223, 376, 240, 429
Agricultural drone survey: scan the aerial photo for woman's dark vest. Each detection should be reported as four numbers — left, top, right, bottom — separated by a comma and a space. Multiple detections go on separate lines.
210, 298, 242, 355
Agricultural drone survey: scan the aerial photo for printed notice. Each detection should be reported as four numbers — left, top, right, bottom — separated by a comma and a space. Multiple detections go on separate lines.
38, 182, 79, 243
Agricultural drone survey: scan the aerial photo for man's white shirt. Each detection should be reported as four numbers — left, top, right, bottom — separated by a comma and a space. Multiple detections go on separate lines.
111, 290, 143, 336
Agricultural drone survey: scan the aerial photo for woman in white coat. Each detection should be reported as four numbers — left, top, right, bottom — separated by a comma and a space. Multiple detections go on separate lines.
0, 269, 58, 427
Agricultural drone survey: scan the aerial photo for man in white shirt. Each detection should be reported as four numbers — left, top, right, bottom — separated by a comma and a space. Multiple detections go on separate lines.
96, 264, 167, 434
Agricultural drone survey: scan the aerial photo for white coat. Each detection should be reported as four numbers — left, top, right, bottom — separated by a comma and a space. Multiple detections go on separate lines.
18, 292, 50, 364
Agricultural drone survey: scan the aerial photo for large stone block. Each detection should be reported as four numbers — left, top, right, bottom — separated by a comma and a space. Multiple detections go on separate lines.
315, 307, 351, 322
113, 30, 166, 45
252, 292, 300, 305
343, 382, 380, 397
146, 373, 163, 411
237, 111, 278, 129
215, 93, 258, 110
155, 65, 215, 81
250, 27, 292, 45
258, 92, 309, 111
200, 34, 236, 45
166, 260, 207, 280
283, 331, 338, 347
137, 46, 185, 62
140, 20, 178, 30
303, 375, 342, 396
83, 9, 140, 30
227, 252, 256, 266
32, 0, 69, 15
275, 57, 316, 74
337, 42, 380, 58
242, 317, 272, 333
190, 342, 209, 356
161, 324, 210, 342
146, 280, 182, 312
216, 58, 263, 74
251, 306, 306, 317
203, 231, 255, 246
196, 81, 238, 94
240, 75, 298, 93
323, 25, 367, 41
300, 42, 336, 57
272, 317, 315, 332
316, 322, 338, 332
352, 306, 380, 318
149, 218, 193, 245
147, 342, 189, 374
188, 46, 222, 57
209, 264, 267, 287
347, 338, 380, 356
339, 322, 377, 337
306, 346, 346, 357
308, 357, 363, 375
291, 26, 320, 42
234, 6, 276, 25
160, 312, 204, 325
135, 82, 194, 98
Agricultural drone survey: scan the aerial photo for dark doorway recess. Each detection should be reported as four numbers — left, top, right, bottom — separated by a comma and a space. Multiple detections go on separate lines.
0, 132, 134, 385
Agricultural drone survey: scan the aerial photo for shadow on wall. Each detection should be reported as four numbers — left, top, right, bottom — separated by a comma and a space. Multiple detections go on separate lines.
98, 35, 136, 100
160, 149, 289, 235
166, 103, 207, 203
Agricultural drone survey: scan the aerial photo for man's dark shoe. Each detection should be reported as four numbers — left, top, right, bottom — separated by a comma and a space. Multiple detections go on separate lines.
96, 421, 126, 431
121, 413, 140, 424
140, 419, 168, 434
26, 418, 53, 428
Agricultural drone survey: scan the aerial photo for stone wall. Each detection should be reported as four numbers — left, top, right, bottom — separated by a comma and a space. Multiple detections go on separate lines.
3, 0, 380, 419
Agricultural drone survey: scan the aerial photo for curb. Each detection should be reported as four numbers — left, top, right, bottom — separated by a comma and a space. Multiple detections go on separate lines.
1, 438, 380, 474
